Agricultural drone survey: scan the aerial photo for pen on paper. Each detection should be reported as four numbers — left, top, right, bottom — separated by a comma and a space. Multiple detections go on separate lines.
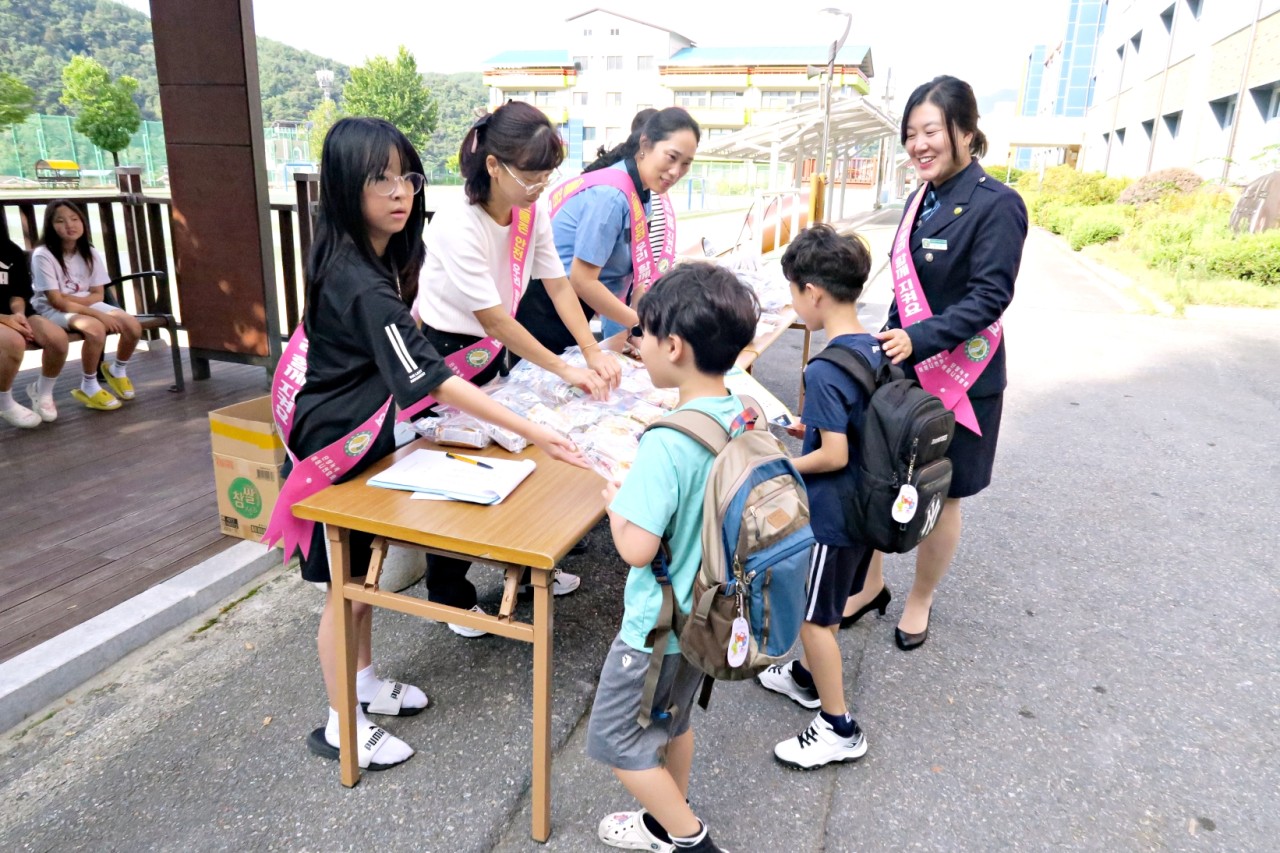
446, 452, 494, 470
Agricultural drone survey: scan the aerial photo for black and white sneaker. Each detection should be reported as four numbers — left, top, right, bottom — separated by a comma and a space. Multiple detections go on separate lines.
756, 661, 821, 709
518, 568, 581, 599
774, 713, 868, 769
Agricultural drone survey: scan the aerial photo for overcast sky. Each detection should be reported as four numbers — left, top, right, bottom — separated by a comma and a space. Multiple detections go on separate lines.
117, 0, 1071, 108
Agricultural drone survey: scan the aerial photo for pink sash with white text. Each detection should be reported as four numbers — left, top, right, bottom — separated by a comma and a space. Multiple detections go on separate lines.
890, 186, 1002, 435
545, 168, 677, 299
262, 205, 536, 561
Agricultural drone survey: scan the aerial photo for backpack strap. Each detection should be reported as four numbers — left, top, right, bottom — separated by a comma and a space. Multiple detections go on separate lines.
637, 541, 685, 728
642, 394, 762, 452
806, 346, 883, 399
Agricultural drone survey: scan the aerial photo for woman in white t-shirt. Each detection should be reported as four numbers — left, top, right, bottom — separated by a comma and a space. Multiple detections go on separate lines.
30, 200, 143, 410
416, 101, 620, 632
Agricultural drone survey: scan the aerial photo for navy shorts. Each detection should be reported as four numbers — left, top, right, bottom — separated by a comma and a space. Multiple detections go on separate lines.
805, 543, 873, 627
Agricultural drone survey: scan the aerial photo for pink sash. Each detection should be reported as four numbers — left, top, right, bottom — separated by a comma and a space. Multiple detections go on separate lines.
262, 205, 536, 560
890, 186, 1002, 436
545, 168, 678, 299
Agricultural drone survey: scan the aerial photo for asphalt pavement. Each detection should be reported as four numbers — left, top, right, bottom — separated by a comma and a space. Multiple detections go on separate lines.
1, 220, 1277, 852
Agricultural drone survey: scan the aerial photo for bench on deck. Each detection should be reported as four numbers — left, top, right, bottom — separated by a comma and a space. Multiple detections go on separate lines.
26, 270, 184, 391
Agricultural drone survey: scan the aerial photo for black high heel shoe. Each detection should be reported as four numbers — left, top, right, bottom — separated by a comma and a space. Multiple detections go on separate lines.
839, 586, 892, 630
894, 606, 933, 651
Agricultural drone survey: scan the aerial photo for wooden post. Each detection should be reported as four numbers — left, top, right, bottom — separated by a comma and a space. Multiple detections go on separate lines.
149, 0, 282, 377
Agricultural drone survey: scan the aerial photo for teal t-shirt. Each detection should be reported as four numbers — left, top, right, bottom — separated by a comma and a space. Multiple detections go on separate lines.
610, 394, 746, 655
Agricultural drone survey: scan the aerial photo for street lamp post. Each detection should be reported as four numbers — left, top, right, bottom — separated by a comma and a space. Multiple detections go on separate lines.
818, 7, 853, 222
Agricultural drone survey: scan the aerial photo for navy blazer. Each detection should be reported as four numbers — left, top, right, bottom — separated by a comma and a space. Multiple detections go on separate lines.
886, 159, 1027, 398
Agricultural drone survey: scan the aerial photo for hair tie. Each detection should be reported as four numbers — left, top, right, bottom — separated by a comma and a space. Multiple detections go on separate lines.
469, 111, 492, 153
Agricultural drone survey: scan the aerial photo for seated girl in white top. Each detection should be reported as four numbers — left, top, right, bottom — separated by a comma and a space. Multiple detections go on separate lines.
30, 199, 143, 411
415, 101, 620, 632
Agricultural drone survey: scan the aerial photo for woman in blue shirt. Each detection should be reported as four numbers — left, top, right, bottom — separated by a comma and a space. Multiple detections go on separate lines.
516, 108, 699, 353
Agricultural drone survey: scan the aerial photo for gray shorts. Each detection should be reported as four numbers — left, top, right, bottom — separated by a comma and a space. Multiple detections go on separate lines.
35, 300, 117, 329
585, 634, 704, 771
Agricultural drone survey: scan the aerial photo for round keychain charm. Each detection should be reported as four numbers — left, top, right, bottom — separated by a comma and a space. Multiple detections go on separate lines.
892, 484, 919, 523
727, 616, 750, 667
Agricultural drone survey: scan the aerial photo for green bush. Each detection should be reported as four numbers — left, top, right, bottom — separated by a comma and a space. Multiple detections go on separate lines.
981, 164, 1025, 184
1037, 202, 1093, 235
1016, 165, 1130, 206
1067, 207, 1130, 250
1198, 232, 1280, 286
1117, 167, 1203, 206
1123, 187, 1235, 269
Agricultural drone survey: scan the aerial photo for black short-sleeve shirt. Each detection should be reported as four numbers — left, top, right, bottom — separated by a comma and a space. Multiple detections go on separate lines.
290, 242, 454, 466
0, 238, 35, 317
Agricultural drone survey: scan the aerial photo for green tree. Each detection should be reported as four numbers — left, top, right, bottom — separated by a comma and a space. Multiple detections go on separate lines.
59, 55, 142, 166
306, 98, 343, 162
420, 72, 486, 175
0, 72, 36, 128
341, 46, 438, 153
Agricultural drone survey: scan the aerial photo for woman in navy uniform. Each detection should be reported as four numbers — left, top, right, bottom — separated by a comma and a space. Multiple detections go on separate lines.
843, 75, 1028, 649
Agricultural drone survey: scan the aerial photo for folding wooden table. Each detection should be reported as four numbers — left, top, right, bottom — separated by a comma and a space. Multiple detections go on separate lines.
291, 440, 606, 842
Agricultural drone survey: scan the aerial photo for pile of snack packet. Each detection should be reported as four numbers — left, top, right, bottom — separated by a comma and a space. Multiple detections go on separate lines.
411, 347, 678, 482
716, 255, 793, 341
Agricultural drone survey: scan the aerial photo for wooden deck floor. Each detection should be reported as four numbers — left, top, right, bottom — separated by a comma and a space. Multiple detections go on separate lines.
0, 343, 270, 662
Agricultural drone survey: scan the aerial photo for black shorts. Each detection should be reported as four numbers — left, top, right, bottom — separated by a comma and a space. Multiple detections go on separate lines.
300, 524, 376, 584
805, 543, 873, 627
947, 393, 1004, 498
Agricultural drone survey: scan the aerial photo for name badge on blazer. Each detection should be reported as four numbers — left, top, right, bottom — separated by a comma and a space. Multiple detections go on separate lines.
921, 238, 948, 250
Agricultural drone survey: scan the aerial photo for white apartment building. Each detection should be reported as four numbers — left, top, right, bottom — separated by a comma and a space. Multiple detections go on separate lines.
1082, 0, 1280, 182
482, 8, 873, 171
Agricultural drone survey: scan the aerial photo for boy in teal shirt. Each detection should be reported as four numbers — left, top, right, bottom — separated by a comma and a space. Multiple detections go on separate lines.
588, 263, 759, 853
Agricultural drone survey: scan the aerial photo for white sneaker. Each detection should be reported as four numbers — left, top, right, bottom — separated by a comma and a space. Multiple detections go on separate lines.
448, 604, 489, 638
774, 713, 867, 770
597, 809, 674, 852
26, 383, 57, 422
519, 568, 581, 598
757, 661, 821, 709
1, 403, 41, 429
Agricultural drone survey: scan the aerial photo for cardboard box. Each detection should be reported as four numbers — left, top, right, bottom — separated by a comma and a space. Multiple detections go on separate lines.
209, 396, 285, 465
212, 452, 282, 543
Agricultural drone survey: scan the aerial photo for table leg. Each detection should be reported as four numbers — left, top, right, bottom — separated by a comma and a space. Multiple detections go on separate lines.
531, 566, 554, 842
328, 524, 360, 788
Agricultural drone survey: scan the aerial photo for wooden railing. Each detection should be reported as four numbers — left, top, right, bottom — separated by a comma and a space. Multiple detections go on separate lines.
0, 169, 324, 361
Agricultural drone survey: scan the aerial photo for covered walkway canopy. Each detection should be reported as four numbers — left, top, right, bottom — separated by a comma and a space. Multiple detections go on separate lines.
696, 94, 899, 188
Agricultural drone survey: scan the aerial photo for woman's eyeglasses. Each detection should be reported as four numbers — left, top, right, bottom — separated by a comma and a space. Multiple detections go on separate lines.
501, 162, 558, 194
369, 172, 426, 196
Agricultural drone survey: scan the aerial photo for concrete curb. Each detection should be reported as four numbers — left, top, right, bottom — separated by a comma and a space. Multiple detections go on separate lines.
0, 539, 280, 733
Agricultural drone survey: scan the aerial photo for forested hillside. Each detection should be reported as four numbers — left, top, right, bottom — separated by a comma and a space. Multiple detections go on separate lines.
0, 0, 350, 122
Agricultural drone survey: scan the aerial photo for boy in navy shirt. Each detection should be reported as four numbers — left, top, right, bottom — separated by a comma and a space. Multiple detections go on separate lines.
757, 224, 880, 768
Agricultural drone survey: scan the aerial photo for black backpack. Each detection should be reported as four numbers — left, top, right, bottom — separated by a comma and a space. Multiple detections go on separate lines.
806, 345, 956, 554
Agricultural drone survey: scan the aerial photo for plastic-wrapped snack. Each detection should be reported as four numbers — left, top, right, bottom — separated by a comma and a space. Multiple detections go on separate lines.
526, 403, 575, 436
627, 400, 665, 427
595, 415, 644, 440
581, 433, 640, 482
483, 422, 528, 454
487, 384, 543, 416
411, 416, 443, 441
435, 414, 492, 449
558, 400, 607, 431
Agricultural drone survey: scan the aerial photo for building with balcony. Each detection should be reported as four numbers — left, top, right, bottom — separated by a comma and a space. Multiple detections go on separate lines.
1081, 0, 1280, 182
482, 8, 874, 171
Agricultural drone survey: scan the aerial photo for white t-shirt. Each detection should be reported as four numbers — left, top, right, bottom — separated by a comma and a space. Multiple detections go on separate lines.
418, 196, 565, 338
30, 246, 110, 313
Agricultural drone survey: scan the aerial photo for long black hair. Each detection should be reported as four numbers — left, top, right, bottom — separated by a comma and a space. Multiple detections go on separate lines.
305, 117, 426, 325
584, 107, 700, 173
900, 75, 988, 160
459, 101, 565, 205
39, 199, 95, 276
